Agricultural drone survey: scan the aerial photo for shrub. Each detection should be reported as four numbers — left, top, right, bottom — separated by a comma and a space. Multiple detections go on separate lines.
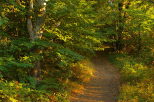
0, 80, 51, 102
109, 54, 154, 102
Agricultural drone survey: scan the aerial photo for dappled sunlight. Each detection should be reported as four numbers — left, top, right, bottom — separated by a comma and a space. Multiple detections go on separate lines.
70, 57, 120, 102
110, 54, 154, 102
1, 0, 153, 102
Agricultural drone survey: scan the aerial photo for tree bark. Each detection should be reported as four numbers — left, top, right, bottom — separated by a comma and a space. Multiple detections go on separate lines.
27, 0, 35, 41
27, 0, 47, 83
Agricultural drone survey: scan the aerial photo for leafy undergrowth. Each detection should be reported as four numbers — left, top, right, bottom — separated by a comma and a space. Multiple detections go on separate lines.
69, 60, 94, 94
0, 79, 71, 102
109, 54, 154, 102
0, 60, 94, 102
0, 80, 51, 102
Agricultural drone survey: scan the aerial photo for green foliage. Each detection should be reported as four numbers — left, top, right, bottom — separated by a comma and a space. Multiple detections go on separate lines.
119, 81, 154, 102
71, 60, 94, 83
109, 54, 154, 102
0, 80, 50, 102
0, 16, 8, 26
0, 0, 154, 101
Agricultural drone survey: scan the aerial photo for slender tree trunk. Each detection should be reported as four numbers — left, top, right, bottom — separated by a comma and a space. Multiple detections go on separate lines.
137, 24, 142, 55
116, 1, 130, 51
27, 0, 35, 41
116, 2, 123, 51
27, 0, 47, 82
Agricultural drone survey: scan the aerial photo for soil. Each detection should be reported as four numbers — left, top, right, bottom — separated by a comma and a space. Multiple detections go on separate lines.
70, 55, 120, 102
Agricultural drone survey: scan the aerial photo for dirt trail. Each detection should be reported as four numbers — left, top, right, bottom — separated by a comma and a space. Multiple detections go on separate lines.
70, 56, 120, 102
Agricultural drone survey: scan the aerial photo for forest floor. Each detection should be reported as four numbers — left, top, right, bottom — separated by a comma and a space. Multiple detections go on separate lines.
70, 55, 120, 102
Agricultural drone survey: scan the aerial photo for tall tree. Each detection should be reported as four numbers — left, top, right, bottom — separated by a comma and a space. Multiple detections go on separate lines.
27, 0, 48, 82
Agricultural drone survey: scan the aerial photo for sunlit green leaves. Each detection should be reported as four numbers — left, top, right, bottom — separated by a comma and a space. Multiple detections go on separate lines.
56, 48, 84, 67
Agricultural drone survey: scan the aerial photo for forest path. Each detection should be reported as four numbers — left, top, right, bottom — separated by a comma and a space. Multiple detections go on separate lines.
70, 55, 120, 102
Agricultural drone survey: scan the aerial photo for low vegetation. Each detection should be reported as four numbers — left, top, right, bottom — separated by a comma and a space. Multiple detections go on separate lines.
109, 54, 154, 102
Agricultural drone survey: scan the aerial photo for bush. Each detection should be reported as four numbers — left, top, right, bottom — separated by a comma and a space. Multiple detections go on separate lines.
119, 81, 154, 102
0, 80, 51, 102
70, 60, 94, 83
109, 54, 154, 102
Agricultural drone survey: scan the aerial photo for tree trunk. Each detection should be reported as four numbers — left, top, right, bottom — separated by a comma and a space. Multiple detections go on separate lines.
137, 24, 142, 55
116, 1, 130, 51
115, 2, 123, 51
27, 0, 47, 83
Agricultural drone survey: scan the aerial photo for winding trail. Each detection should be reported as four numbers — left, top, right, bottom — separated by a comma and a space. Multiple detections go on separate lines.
70, 55, 120, 102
